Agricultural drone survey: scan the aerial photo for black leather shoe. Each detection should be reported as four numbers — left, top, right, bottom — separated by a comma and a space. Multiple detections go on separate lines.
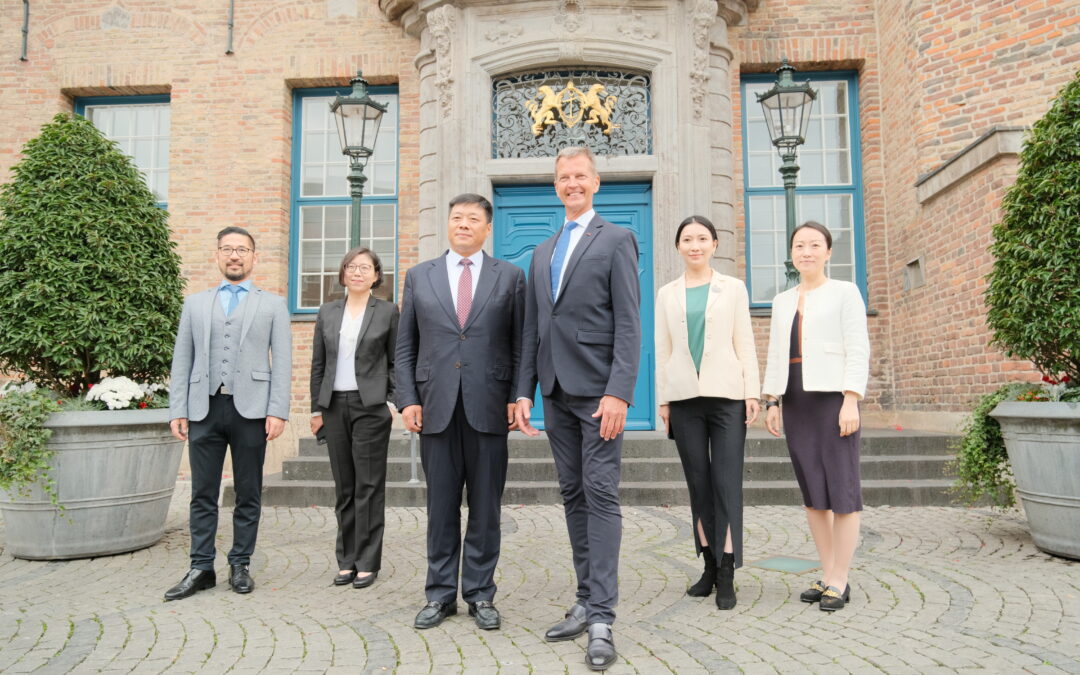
333, 571, 356, 586
800, 580, 825, 603
586, 623, 617, 671
414, 601, 457, 629
229, 564, 255, 594
164, 568, 216, 601
687, 546, 717, 597
544, 603, 587, 642
469, 600, 501, 630
352, 571, 377, 589
716, 553, 736, 610
819, 584, 850, 611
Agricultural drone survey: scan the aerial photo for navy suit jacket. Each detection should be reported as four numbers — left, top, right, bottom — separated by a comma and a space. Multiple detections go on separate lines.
395, 251, 526, 435
516, 215, 641, 404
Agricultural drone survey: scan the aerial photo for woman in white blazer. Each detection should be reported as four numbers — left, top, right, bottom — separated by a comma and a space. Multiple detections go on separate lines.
762, 221, 869, 612
656, 216, 760, 610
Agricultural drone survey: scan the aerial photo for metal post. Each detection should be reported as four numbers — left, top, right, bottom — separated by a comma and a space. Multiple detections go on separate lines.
347, 158, 367, 249
225, 0, 235, 55
408, 431, 420, 484
21, 1, 30, 62
779, 150, 801, 289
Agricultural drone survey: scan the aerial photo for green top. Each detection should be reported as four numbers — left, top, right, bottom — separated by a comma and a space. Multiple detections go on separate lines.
686, 283, 710, 373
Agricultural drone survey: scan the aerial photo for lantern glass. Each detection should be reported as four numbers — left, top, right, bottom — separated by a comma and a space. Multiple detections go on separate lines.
333, 103, 384, 159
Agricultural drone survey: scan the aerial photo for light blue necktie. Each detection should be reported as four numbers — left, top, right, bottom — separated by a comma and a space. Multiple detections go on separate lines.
224, 285, 242, 316
550, 221, 579, 302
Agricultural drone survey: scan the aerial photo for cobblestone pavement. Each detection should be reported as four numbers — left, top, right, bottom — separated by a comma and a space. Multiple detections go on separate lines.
2, 482, 1079, 674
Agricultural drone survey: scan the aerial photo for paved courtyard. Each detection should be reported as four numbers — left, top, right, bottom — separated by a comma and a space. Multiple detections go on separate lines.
1, 482, 1078, 674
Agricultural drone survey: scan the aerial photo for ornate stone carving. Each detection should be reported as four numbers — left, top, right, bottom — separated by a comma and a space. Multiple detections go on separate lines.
101, 6, 131, 31
617, 10, 657, 41
485, 19, 524, 45
427, 5, 456, 113
689, 0, 718, 120
555, 0, 586, 34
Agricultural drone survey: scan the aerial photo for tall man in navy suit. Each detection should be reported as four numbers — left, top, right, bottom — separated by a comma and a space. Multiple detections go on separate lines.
396, 193, 526, 631
515, 147, 641, 671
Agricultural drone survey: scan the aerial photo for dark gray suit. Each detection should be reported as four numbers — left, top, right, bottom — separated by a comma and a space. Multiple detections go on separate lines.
517, 215, 641, 625
310, 296, 398, 572
396, 251, 526, 603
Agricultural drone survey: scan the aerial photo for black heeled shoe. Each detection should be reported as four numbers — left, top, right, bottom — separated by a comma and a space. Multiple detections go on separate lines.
715, 552, 736, 610
333, 571, 356, 586
800, 580, 825, 603
819, 584, 850, 611
687, 546, 717, 597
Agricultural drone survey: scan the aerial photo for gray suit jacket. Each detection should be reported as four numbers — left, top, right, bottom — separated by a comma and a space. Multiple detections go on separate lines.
169, 285, 293, 422
516, 215, 641, 403
310, 295, 399, 411
395, 252, 526, 436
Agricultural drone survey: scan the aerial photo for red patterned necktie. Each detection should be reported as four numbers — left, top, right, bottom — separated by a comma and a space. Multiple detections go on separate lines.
457, 258, 473, 328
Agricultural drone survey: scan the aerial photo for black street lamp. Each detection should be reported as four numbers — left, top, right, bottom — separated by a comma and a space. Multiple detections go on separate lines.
330, 71, 388, 248
756, 59, 817, 288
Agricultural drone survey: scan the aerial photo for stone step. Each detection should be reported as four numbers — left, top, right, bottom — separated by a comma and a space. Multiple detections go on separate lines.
250, 477, 960, 508
298, 429, 956, 459
281, 453, 956, 483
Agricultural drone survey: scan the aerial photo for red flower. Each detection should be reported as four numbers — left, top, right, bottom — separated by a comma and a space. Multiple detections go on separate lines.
88, 383, 94, 389
1063, 375, 1071, 384
57, 399, 64, 405
138, 401, 148, 409
1042, 375, 1054, 384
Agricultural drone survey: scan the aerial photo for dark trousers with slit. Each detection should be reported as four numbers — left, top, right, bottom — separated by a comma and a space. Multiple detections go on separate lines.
322, 391, 392, 572
669, 396, 745, 568
421, 391, 508, 604
188, 393, 267, 571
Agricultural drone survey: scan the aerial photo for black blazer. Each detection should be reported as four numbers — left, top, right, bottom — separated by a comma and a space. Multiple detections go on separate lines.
395, 251, 526, 435
310, 295, 399, 412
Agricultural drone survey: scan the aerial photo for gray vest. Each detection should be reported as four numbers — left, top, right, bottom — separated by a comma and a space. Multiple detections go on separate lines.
209, 290, 248, 395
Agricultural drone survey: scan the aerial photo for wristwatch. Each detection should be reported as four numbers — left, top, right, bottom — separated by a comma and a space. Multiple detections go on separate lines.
764, 399, 780, 409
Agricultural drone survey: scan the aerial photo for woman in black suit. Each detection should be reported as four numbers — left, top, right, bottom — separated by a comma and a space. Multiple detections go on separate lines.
310, 247, 398, 589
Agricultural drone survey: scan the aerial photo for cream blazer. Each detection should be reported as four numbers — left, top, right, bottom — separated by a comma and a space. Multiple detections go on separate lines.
761, 279, 870, 399
655, 270, 760, 405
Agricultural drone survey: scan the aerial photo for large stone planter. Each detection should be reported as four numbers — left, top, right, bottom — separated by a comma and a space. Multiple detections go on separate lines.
0, 408, 183, 560
991, 400, 1080, 560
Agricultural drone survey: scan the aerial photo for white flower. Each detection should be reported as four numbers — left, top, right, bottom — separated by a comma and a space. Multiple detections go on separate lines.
86, 376, 146, 410
0, 381, 37, 398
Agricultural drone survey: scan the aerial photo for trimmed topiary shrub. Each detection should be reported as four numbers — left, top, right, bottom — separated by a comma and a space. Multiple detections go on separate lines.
985, 71, 1080, 384
0, 113, 184, 394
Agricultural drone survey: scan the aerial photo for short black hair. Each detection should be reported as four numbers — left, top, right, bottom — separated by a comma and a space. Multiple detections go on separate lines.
448, 193, 493, 224
216, 226, 256, 249
338, 247, 383, 290
675, 215, 718, 246
790, 220, 833, 249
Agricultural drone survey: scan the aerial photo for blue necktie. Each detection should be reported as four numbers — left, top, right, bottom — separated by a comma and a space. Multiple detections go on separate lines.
550, 221, 579, 302
225, 285, 242, 316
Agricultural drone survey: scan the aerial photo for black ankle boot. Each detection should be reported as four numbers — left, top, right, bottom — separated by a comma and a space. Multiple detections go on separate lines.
687, 546, 717, 597
716, 552, 736, 610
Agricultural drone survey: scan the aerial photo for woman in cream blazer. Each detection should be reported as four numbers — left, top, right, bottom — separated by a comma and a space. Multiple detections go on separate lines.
656, 215, 759, 610
762, 221, 869, 612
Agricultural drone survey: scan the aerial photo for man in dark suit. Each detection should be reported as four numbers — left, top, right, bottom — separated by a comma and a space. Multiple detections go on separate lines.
515, 147, 641, 671
166, 226, 292, 600
396, 193, 526, 631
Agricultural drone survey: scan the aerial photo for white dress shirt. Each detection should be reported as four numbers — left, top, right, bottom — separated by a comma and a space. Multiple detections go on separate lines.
552, 209, 595, 300
446, 249, 484, 307
332, 304, 366, 391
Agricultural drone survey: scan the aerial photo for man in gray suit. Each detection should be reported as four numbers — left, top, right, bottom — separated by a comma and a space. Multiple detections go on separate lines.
396, 193, 525, 631
165, 226, 292, 600
515, 147, 641, 671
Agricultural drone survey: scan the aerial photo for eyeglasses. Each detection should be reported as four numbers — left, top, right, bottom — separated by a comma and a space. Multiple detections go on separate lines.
218, 246, 253, 257
345, 264, 375, 274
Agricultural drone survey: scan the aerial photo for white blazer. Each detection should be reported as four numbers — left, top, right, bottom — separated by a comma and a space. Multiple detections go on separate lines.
655, 270, 760, 405
761, 279, 870, 399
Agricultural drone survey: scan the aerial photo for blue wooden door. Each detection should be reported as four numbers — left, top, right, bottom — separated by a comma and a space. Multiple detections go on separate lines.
493, 183, 655, 431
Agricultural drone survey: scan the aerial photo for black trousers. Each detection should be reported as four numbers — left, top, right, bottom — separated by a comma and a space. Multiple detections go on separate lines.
543, 382, 623, 625
669, 396, 746, 568
322, 391, 392, 572
421, 391, 508, 604
188, 394, 267, 570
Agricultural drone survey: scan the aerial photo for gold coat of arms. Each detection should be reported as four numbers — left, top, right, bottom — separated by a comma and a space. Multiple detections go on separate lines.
525, 81, 620, 136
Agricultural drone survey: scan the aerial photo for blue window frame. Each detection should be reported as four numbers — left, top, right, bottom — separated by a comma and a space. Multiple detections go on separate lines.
289, 86, 399, 313
75, 95, 171, 207
740, 72, 866, 306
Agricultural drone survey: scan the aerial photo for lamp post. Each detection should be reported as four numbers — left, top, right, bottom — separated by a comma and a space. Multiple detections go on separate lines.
756, 60, 817, 289
330, 70, 388, 248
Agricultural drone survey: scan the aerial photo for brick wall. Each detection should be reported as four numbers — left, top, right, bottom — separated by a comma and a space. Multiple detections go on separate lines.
0, 1, 420, 450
